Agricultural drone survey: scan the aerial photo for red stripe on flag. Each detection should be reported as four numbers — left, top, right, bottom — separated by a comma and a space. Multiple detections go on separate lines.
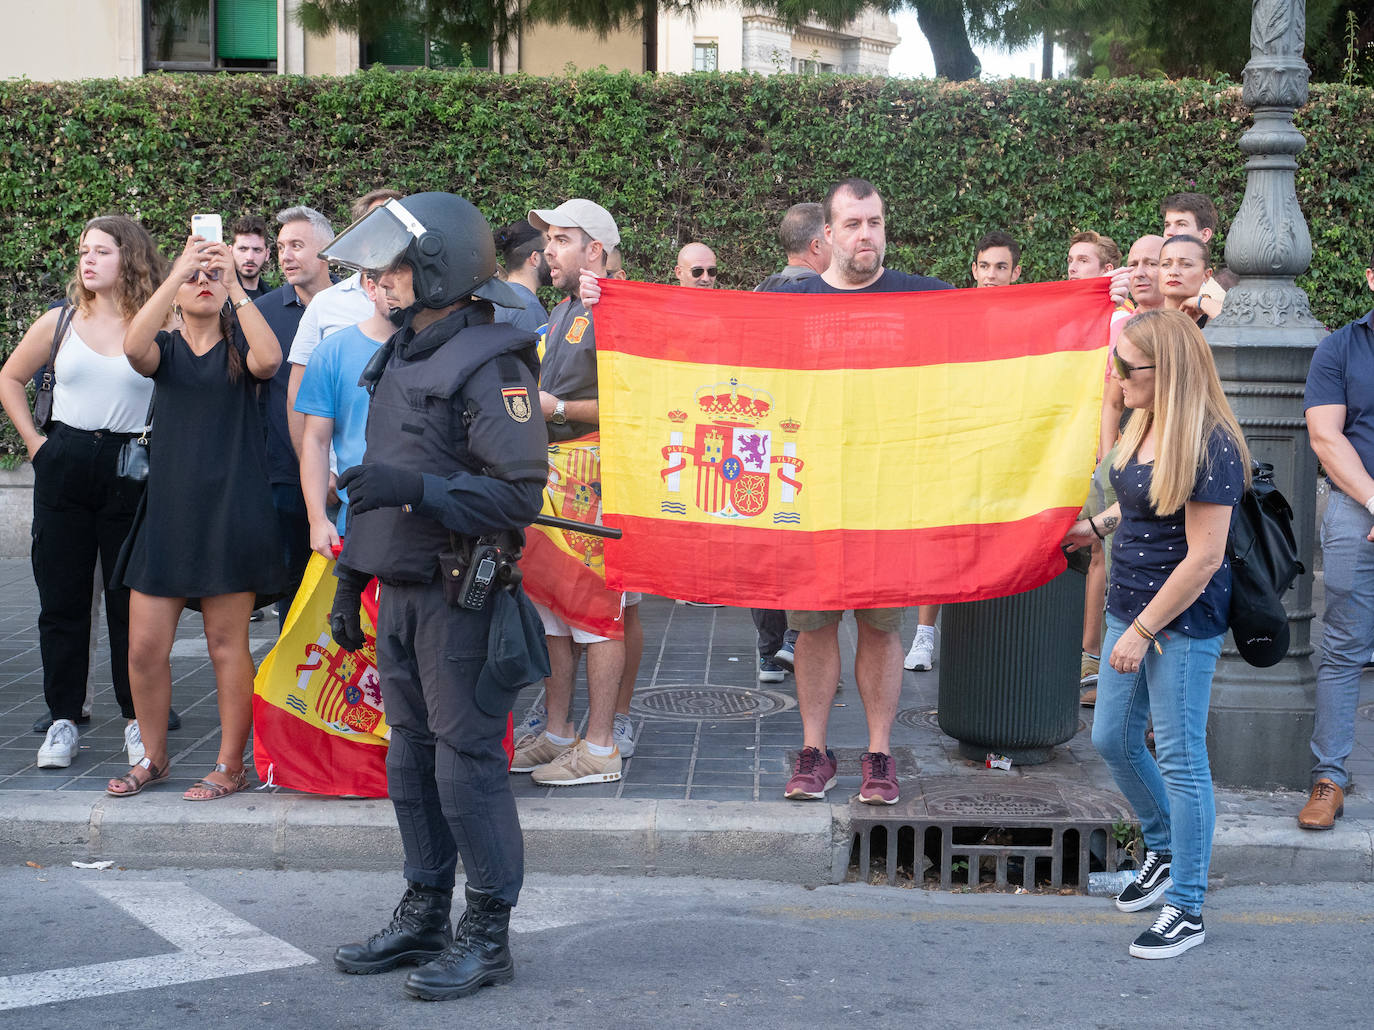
520, 529, 625, 640
595, 278, 1114, 370
252, 696, 389, 798
602, 508, 1082, 609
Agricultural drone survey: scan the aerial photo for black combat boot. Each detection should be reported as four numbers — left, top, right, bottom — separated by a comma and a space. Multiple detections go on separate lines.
403, 885, 514, 1000
334, 882, 453, 974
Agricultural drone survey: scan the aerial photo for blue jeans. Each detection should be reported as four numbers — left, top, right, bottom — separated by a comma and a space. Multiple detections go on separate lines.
1312, 488, 1374, 788
1092, 611, 1223, 914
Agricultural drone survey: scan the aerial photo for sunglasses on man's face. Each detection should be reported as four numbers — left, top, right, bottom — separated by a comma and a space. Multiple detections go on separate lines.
1112, 352, 1155, 380
692, 266, 718, 278
184, 267, 222, 284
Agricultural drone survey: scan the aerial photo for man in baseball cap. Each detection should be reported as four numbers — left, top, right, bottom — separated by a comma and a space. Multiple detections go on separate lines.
511, 197, 641, 787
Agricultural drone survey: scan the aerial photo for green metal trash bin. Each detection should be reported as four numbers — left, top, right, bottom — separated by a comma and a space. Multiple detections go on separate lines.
937, 567, 1085, 765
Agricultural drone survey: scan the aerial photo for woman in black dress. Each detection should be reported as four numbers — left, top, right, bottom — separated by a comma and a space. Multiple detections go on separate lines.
107, 233, 285, 800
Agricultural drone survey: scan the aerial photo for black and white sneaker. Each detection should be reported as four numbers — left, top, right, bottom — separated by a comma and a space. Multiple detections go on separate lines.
1114, 850, 1172, 912
1129, 904, 1205, 959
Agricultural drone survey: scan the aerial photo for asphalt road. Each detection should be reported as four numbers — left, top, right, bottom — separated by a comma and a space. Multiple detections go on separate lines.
4, 866, 1371, 1028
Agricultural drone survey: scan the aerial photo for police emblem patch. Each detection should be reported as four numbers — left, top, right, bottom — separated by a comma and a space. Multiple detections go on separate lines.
502, 387, 532, 423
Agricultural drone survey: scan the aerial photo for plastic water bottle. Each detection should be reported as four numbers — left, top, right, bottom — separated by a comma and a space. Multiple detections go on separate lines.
1086, 869, 1136, 897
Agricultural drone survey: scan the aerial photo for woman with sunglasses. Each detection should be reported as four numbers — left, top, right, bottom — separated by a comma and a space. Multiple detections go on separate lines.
1062, 308, 1249, 959
1157, 234, 1219, 326
106, 233, 285, 801
0, 216, 168, 771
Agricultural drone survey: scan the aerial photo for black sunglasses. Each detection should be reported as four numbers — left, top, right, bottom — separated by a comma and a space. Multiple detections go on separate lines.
1113, 352, 1155, 379
691, 266, 718, 278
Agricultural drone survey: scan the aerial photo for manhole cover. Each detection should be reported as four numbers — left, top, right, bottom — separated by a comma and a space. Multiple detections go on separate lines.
1359, 703, 1374, 723
917, 777, 1131, 823
630, 685, 795, 721
896, 708, 1087, 735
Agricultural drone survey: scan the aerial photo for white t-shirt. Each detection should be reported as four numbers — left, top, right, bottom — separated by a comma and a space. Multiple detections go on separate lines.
287, 272, 375, 367
51, 325, 154, 433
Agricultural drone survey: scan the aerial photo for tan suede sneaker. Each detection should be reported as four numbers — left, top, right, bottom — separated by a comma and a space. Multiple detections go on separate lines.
530, 739, 622, 786
509, 732, 573, 774
1297, 778, 1345, 830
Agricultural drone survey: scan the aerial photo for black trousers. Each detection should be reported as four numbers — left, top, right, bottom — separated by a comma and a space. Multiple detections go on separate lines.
751, 608, 797, 656
376, 580, 523, 906
271, 481, 311, 633
31, 423, 143, 722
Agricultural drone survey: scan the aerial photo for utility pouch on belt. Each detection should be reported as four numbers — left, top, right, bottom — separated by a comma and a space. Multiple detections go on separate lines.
438, 547, 468, 608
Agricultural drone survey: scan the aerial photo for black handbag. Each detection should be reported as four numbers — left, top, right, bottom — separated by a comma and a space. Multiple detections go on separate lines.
32, 305, 75, 430
116, 395, 154, 483
1227, 460, 1304, 667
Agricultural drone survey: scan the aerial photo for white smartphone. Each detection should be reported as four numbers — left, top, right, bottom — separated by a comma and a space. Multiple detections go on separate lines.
191, 213, 223, 244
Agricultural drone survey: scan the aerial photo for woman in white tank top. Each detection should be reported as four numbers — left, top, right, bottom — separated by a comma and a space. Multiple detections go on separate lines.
0, 216, 168, 772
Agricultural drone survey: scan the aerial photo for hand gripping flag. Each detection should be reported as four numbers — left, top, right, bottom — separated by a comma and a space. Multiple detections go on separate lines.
592, 277, 1114, 609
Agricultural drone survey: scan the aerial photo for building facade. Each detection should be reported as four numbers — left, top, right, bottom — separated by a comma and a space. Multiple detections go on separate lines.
0, 1, 899, 80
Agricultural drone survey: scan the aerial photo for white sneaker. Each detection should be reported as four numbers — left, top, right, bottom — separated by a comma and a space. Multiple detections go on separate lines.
904, 631, 935, 671
613, 713, 636, 759
514, 701, 547, 741
37, 719, 79, 769
124, 720, 146, 766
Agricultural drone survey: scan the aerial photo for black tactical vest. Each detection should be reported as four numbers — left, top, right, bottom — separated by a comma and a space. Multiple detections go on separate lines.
341, 314, 538, 583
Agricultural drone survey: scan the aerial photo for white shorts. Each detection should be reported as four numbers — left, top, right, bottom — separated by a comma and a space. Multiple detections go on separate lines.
533, 600, 611, 644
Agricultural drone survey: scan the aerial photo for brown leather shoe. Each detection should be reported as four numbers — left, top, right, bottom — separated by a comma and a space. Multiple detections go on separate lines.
1297, 778, 1345, 830
1080, 687, 1097, 707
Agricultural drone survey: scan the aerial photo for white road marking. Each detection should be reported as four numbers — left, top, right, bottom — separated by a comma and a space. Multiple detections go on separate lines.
0, 881, 316, 1011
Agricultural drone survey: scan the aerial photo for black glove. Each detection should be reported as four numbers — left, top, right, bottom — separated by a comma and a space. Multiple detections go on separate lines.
329, 564, 370, 652
337, 463, 424, 516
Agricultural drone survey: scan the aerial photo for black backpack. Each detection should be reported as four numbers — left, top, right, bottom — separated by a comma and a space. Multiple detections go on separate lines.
1227, 461, 1304, 667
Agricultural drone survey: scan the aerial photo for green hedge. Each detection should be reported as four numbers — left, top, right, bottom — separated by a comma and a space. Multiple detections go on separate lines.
2, 69, 1372, 455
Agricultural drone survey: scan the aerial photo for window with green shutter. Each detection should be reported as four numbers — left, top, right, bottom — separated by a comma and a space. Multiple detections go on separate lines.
144, 0, 277, 71
216, 0, 276, 62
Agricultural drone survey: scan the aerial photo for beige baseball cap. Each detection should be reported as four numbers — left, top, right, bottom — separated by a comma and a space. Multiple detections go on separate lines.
528, 199, 620, 251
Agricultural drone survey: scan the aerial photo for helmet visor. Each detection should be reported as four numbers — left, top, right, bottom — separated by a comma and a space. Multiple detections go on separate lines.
318, 198, 426, 273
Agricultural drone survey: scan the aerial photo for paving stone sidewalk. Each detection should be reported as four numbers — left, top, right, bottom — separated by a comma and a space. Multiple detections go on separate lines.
3, 556, 1369, 824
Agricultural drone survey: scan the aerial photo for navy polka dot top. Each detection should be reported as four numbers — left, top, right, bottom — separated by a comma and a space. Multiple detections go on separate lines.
1106, 427, 1244, 638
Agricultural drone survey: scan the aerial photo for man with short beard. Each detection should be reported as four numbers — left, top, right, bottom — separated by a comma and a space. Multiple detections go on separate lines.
230, 215, 270, 299
771, 177, 951, 806
494, 219, 551, 334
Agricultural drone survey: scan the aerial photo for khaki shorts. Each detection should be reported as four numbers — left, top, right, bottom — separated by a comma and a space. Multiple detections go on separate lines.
787, 608, 903, 634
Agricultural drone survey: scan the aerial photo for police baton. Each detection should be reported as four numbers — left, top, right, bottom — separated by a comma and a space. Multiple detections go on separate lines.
533, 514, 622, 539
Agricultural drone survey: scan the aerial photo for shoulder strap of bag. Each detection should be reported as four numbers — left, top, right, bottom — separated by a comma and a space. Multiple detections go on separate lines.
39, 304, 76, 391
136, 393, 155, 445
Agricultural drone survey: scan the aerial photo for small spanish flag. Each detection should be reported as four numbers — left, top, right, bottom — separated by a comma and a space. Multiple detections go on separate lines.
592, 277, 1113, 609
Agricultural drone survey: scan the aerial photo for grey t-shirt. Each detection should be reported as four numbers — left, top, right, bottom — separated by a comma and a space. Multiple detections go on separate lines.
540, 296, 599, 440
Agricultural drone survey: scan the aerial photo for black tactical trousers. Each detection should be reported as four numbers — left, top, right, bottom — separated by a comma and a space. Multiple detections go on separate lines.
376, 580, 523, 906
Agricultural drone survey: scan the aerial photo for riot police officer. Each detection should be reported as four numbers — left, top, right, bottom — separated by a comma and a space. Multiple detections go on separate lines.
320, 193, 549, 1001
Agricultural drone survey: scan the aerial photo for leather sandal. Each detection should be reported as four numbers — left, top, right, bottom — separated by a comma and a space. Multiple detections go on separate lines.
106, 757, 170, 797
183, 763, 249, 802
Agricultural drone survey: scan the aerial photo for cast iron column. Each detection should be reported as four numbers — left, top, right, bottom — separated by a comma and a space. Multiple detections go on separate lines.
1204, 0, 1326, 788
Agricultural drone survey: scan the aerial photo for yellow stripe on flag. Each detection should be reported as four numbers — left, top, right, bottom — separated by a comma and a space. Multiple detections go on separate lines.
600, 348, 1104, 532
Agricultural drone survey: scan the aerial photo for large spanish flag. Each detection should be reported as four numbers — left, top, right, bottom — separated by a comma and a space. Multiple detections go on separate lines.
593, 277, 1112, 609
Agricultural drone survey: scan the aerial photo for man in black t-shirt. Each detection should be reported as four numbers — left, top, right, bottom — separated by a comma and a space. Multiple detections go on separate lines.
772, 178, 950, 807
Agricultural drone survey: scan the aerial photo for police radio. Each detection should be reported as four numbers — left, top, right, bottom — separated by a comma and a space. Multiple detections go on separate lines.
457, 543, 502, 610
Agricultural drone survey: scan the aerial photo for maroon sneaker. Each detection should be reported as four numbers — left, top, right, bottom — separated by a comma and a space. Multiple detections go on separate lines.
784, 747, 838, 800
858, 751, 900, 805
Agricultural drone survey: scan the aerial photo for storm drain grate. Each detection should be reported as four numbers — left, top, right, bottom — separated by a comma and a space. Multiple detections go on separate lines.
849, 779, 1135, 891
629, 685, 796, 721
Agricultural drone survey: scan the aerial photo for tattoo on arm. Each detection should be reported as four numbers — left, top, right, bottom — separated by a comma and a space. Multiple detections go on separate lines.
1100, 515, 1119, 533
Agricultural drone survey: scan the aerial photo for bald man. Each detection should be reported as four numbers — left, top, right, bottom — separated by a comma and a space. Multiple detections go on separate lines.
674, 243, 718, 288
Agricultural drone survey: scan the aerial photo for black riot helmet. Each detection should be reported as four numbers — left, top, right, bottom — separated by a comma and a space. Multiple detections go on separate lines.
319, 192, 525, 318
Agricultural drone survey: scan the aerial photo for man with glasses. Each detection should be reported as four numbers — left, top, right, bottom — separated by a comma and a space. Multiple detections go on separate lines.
674, 242, 718, 288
